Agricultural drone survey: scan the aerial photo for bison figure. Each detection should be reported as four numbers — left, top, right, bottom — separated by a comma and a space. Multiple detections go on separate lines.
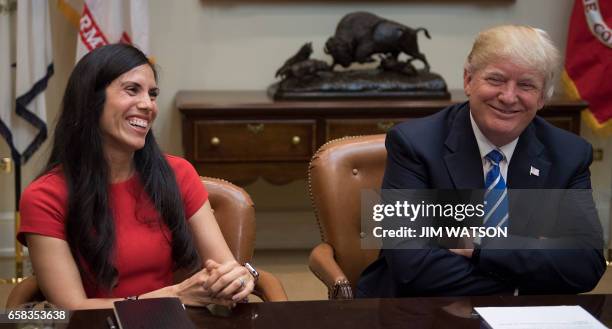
325, 12, 431, 71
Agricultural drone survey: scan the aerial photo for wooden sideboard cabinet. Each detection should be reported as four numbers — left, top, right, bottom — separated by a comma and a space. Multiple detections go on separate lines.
177, 90, 586, 186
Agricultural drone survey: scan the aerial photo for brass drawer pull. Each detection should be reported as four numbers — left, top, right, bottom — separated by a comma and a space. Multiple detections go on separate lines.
247, 123, 265, 134
210, 137, 221, 146
0, 158, 11, 173
292, 136, 301, 145
377, 121, 395, 132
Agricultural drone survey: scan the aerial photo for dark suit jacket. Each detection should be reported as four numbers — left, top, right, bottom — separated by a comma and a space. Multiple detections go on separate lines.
357, 102, 605, 297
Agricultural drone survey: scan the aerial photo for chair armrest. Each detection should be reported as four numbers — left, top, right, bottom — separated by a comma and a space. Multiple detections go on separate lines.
6, 276, 45, 309
308, 243, 353, 299
252, 269, 288, 302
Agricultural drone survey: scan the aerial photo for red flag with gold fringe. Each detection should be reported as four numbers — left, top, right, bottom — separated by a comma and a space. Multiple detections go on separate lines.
563, 0, 612, 136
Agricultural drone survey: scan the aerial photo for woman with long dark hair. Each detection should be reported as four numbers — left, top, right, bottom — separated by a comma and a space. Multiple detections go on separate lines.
17, 44, 255, 309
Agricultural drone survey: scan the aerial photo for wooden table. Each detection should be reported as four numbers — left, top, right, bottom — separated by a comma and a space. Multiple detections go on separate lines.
3, 294, 611, 328
178, 90, 587, 186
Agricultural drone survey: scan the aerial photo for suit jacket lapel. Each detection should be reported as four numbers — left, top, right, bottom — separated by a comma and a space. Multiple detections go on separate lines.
507, 123, 550, 189
507, 122, 551, 233
443, 104, 484, 189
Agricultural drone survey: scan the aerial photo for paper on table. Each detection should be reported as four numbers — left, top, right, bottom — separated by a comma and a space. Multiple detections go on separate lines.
475, 305, 607, 329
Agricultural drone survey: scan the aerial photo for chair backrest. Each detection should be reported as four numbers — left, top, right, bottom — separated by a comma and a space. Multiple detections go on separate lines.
174, 177, 256, 283
7, 177, 256, 308
308, 134, 386, 291
201, 177, 256, 264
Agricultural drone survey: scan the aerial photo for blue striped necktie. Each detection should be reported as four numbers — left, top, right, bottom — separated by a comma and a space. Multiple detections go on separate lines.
483, 150, 509, 229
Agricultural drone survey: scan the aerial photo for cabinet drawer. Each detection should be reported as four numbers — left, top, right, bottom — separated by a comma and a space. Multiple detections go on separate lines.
546, 117, 576, 133
326, 118, 407, 140
193, 120, 316, 162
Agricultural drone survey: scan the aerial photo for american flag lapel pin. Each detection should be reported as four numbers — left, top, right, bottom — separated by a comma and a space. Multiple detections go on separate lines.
529, 166, 540, 177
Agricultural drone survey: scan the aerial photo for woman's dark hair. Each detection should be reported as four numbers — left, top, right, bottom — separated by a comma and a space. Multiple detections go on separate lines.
44, 44, 198, 291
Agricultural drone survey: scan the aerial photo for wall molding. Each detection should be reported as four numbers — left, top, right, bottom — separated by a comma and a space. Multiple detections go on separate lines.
0, 247, 28, 257
0, 212, 15, 258
0, 211, 13, 222
0, 247, 15, 258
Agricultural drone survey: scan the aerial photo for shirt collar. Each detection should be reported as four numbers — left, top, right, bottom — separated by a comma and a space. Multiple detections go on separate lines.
469, 111, 518, 163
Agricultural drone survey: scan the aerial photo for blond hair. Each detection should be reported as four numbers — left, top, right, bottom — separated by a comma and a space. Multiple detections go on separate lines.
465, 25, 560, 100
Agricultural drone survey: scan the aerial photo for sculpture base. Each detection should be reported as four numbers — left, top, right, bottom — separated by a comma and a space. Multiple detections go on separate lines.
269, 69, 450, 100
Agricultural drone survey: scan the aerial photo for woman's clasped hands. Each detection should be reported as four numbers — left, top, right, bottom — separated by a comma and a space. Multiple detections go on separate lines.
172, 260, 255, 307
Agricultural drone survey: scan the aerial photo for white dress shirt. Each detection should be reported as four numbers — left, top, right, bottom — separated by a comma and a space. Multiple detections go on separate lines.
469, 112, 519, 182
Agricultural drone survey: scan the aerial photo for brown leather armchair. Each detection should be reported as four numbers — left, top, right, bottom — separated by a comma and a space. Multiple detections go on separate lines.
6, 177, 287, 308
308, 134, 387, 299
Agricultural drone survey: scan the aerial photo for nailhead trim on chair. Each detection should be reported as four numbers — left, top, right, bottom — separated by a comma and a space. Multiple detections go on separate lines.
200, 175, 255, 207
200, 176, 234, 186
331, 279, 353, 300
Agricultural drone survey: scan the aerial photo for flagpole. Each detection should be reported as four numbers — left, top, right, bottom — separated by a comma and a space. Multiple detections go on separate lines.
3, 0, 53, 280
14, 159, 22, 278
